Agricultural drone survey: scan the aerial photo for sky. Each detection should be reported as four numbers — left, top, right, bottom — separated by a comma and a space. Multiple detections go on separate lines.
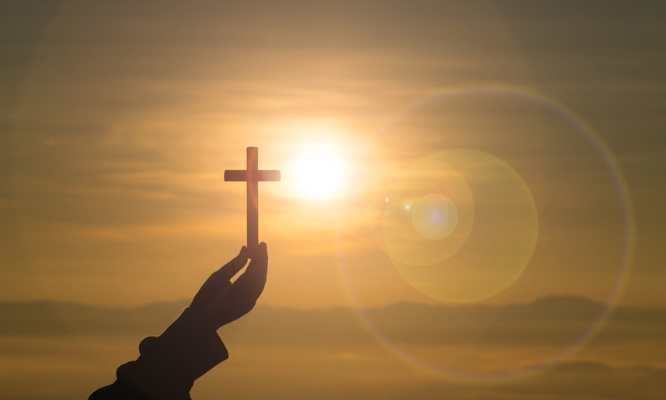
1, 1, 665, 399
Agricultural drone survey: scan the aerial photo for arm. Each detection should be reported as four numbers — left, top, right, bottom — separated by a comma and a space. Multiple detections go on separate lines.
89, 243, 269, 400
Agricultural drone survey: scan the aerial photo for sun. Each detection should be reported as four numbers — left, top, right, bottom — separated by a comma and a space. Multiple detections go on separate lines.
287, 144, 348, 200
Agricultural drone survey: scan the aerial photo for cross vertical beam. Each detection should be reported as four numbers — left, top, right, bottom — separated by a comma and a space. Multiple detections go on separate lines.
224, 147, 280, 253
246, 147, 259, 250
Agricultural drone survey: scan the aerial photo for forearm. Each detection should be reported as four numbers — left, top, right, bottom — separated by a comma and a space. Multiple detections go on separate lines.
89, 308, 228, 400
90, 244, 267, 400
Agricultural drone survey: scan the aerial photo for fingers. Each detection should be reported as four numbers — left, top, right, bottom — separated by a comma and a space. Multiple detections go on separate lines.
191, 243, 269, 330
230, 242, 268, 301
246, 242, 268, 278
215, 246, 250, 281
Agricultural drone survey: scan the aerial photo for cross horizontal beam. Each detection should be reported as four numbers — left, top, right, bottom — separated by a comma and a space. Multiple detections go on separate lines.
224, 170, 281, 181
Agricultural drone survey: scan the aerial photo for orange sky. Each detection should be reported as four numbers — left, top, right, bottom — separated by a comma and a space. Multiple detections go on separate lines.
2, 2, 666, 400
1, 1, 664, 312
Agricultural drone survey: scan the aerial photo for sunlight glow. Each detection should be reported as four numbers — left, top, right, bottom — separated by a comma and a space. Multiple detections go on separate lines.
288, 144, 348, 200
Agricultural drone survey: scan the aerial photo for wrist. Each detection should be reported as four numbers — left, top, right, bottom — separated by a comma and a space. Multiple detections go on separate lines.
158, 308, 230, 387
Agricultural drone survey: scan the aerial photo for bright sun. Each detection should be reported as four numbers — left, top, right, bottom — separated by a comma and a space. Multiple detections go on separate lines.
288, 144, 348, 200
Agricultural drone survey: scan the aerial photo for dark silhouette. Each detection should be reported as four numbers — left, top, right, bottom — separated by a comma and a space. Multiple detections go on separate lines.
89, 242, 269, 400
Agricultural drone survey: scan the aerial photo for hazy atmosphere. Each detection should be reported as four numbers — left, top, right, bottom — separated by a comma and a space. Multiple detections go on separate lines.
1, 1, 665, 399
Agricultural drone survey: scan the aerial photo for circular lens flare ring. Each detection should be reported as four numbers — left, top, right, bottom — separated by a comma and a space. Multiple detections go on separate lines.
411, 193, 459, 240
382, 156, 475, 267
339, 85, 635, 383
384, 148, 538, 304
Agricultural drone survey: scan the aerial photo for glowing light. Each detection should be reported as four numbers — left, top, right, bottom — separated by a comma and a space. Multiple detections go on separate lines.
341, 85, 635, 383
384, 149, 537, 303
411, 193, 459, 240
287, 144, 348, 200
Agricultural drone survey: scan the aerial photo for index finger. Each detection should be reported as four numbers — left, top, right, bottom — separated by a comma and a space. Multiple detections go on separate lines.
215, 246, 250, 281
227, 242, 268, 301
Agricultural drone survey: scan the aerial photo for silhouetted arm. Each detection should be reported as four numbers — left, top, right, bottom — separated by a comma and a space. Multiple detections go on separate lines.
89, 243, 269, 400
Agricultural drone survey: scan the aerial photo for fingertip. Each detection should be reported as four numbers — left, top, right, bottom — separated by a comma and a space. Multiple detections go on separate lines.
258, 242, 268, 259
248, 242, 267, 261
216, 246, 250, 280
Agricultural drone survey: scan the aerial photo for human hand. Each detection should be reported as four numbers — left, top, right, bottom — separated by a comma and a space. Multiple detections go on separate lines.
189, 242, 268, 332
107, 243, 269, 395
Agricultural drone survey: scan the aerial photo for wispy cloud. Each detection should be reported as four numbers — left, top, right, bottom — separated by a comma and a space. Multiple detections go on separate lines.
2, 296, 665, 399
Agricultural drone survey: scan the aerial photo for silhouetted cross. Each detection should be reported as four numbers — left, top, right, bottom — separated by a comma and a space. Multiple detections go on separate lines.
225, 147, 280, 253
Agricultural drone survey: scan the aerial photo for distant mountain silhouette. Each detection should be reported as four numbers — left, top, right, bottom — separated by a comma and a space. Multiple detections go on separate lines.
0, 299, 188, 337
1, 296, 663, 346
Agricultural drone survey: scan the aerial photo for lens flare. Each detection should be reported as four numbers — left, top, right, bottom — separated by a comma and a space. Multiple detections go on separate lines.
383, 149, 538, 304
411, 194, 458, 240
340, 85, 635, 383
382, 155, 475, 268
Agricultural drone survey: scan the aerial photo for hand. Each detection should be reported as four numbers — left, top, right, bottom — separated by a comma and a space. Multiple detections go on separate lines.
189, 242, 268, 332
105, 243, 269, 396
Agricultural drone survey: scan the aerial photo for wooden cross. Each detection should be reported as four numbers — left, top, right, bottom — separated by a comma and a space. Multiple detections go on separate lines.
224, 147, 281, 253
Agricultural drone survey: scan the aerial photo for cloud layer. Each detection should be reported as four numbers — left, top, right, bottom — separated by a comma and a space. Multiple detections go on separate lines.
1, 295, 665, 399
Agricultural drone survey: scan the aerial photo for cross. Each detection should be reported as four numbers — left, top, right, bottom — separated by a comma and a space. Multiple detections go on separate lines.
224, 147, 281, 253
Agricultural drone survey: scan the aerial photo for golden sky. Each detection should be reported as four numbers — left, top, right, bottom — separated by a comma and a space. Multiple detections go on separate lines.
3, 1, 663, 309
1, 2, 665, 398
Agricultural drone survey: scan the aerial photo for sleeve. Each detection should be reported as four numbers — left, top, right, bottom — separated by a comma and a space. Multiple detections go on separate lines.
89, 308, 229, 400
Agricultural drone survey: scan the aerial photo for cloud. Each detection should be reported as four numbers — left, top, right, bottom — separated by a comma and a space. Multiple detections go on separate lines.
3, 295, 664, 347
2, 295, 666, 399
